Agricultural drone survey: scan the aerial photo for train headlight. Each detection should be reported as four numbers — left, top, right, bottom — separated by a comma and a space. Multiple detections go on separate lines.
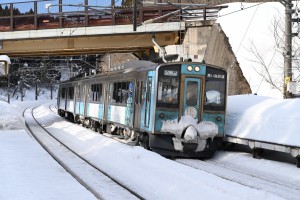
195, 66, 200, 72
187, 65, 193, 72
216, 116, 222, 122
159, 113, 165, 119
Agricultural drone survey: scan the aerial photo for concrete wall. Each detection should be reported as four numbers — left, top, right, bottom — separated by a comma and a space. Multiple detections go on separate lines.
183, 22, 251, 95
204, 23, 251, 95
101, 21, 251, 95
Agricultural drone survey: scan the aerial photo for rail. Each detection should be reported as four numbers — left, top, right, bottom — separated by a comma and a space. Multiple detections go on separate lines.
0, 0, 227, 32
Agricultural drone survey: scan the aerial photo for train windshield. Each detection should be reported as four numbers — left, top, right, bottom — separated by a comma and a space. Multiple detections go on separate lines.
204, 67, 226, 111
157, 65, 180, 108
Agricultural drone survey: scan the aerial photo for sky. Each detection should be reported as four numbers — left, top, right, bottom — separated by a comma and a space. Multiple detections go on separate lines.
1, 0, 122, 13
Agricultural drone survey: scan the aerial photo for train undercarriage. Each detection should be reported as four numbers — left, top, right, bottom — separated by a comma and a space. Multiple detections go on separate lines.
58, 109, 219, 158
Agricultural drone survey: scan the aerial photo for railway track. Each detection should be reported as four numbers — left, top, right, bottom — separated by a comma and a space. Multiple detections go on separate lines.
176, 155, 300, 200
24, 103, 300, 200
24, 105, 142, 200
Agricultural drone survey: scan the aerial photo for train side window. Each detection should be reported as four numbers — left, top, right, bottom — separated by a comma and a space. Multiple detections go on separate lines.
116, 82, 122, 103
122, 82, 133, 104
75, 86, 80, 100
111, 82, 133, 104
112, 82, 121, 103
88, 85, 93, 101
146, 78, 152, 102
90, 84, 103, 102
121, 82, 128, 104
127, 82, 133, 103
135, 81, 140, 104
68, 87, 74, 99
61, 88, 66, 99
135, 81, 142, 104
98, 84, 103, 103
140, 81, 144, 104
109, 83, 114, 103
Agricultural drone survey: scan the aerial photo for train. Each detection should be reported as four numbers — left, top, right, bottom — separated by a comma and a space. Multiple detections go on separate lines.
57, 60, 227, 158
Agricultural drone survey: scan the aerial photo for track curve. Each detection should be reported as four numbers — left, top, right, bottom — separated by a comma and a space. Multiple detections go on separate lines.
24, 105, 142, 200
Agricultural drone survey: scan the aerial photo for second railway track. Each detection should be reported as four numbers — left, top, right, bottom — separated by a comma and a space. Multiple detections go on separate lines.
176, 156, 300, 200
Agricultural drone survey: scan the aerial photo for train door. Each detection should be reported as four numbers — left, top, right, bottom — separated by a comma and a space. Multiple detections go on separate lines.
181, 77, 202, 122
75, 85, 80, 115
144, 77, 152, 128
134, 80, 143, 129
83, 84, 89, 116
59, 87, 67, 110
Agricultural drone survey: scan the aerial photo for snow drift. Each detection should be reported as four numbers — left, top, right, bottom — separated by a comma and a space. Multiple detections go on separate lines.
226, 95, 300, 147
0, 101, 25, 130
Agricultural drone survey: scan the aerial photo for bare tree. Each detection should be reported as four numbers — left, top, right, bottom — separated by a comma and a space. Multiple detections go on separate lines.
246, 10, 300, 97
247, 40, 282, 92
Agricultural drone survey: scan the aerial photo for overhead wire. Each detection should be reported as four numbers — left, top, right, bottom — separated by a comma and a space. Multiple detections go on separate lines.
218, 2, 266, 18
235, 3, 261, 54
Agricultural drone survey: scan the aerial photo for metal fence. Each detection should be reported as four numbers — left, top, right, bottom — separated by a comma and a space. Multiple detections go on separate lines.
0, 0, 225, 31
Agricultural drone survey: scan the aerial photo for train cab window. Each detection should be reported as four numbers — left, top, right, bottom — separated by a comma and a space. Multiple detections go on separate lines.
157, 65, 180, 108
204, 67, 226, 111
186, 81, 198, 106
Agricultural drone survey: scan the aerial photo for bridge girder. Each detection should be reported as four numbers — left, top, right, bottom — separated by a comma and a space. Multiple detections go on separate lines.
1, 32, 179, 57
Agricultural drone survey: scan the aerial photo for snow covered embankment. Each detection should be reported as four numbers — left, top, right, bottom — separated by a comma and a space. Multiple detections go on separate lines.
226, 95, 300, 147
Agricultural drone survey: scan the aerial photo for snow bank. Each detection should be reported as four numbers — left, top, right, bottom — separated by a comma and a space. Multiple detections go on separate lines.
226, 95, 300, 147
0, 101, 25, 130
0, 130, 97, 200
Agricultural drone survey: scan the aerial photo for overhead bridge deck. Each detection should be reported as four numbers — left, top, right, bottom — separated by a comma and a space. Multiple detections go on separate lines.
0, 0, 226, 57
0, 22, 183, 57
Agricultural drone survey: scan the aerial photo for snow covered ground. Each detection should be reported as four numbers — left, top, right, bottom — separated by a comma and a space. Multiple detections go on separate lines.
0, 98, 288, 199
0, 130, 98, 200
2, 87, 297, 196
0, 91, 300, 199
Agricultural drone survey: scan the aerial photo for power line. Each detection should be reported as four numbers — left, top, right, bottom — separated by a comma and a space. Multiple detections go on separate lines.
235, 4, 261, 54
218, 2, 266, 18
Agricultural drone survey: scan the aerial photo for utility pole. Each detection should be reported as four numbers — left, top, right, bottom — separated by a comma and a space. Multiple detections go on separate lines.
281, 0, 299, 99
133, 0, 137, 31
283, 0, 293, 98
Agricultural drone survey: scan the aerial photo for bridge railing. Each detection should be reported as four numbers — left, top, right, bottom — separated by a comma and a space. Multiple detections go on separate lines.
0, 0, 225, 32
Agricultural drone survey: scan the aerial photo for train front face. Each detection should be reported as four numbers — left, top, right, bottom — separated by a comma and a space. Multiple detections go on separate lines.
151, 63, 227, 158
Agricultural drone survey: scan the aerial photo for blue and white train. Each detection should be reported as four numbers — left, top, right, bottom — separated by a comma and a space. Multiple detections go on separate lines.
57, 60, 227, 158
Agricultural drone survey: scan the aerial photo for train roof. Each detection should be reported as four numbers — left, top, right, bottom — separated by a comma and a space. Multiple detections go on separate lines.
113, 60, 158, 72
62, 60, 158, 83
61, 60, 226, 84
